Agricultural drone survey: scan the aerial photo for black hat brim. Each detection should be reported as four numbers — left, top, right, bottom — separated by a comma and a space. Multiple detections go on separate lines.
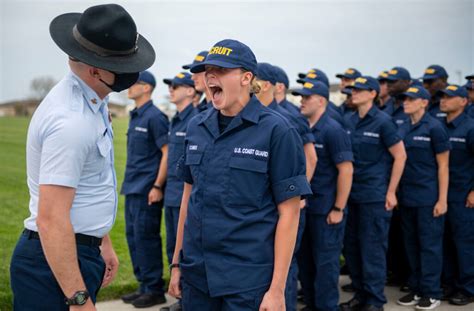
50, 13, 155, 73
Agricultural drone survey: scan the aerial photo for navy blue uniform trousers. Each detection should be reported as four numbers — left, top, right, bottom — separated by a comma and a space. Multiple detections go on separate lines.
400, 205, 444, 298
344, 202, 392, 307
125, 194, 165, 294
443, 202, 474, 296
165, 205, 180, 265
298, 212, 346, 311
10, 231, 105, 311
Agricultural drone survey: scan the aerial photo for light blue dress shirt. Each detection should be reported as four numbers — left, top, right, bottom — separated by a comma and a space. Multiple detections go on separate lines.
24, 71, 117, 238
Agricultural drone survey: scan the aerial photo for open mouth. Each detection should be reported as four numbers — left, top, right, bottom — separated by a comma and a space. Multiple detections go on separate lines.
208, 84, 223, 102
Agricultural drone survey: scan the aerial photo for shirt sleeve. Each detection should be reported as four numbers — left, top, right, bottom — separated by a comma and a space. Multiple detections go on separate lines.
269, 126, 312, 204
295, 115, 315, 145
431, 124, 451, 154
177, 140, 194, 184
39, 117, 91, 188
150, 114, 169, 149
327, 126, 354, 164
381, 118, 402, 148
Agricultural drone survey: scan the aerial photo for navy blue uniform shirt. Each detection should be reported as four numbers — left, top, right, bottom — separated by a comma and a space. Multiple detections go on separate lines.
428, 97, 447, 122
445, 113, 474, 202
279, 98, 301, 116
164, 103, 198, 207
178, 95, 312, 296
346, 104, 402, 203
465, 103, 474, 118
269, 100, 315, 145
121, 101, 169, 195
308, 111, 353, 214
384, 97, 410, 127
398, 113, 451, 207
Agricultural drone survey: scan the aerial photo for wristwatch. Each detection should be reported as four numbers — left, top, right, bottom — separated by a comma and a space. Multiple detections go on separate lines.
65, 290, 89, 306
153, 184, 162, 190
331, 205, 343, 212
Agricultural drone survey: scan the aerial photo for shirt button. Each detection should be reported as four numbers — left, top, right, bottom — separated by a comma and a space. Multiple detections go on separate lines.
289, 185, 296, 191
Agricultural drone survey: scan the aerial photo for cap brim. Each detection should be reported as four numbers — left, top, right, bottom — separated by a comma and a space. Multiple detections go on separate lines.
347, 84, 372, 91
341, 88, 352, 95
50, 13, 155, 73
402, 92, 421, 99
335, 73, 348, 79
182, 63, 193, 70
291, 89, 313, 96
465, 75, 474, 80
437, 89, 457, 97
163, 78, 172, 85
190, 60, 242, 73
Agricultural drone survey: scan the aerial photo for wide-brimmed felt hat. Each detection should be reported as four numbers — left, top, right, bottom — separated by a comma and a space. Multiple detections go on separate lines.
50, 4, 155, 73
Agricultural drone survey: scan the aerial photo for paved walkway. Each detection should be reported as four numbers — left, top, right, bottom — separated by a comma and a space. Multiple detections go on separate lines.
97, 276, 472, 310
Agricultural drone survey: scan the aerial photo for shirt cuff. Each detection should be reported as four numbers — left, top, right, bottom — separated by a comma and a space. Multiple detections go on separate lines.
155, 135, 168, 149
333, 151, 354, 164
434, 142, 451, 154
39, 174, 78, 188
271, 175, 312, 205
301, 133, 316, 145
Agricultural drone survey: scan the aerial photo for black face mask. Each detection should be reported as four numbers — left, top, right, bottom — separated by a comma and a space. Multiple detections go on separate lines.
100, 72, 139, 92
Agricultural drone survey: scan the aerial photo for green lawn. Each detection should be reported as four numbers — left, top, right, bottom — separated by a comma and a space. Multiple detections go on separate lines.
0, 117, 170, 311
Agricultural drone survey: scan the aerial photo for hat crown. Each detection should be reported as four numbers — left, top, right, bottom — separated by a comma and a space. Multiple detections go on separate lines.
77, 4, 137, 52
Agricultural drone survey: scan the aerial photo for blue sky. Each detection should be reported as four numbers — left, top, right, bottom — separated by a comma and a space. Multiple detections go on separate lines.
0, 0, 473, 105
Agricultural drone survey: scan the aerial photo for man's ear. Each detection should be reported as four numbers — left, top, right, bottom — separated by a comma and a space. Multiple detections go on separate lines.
186, 87, 196, 97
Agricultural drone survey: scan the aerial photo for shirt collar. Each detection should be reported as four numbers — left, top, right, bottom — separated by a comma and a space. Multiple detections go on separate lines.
175, 103, 194, 121
314, 110, 329, 131
69, 71, 107, 114
268, 99, 278, 111
199, 95, 261, 126
130, 100, 153, 117
448, 112, 467, 128
367, 103, 379, 118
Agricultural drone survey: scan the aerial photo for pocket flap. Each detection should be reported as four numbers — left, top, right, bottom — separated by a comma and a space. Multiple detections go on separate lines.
229, 157, 267, 173
97, 135, 111, 158
185, 153, 203, 165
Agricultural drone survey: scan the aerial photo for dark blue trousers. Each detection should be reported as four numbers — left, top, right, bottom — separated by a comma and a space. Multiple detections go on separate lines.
165, 205, 180, 264
125, 194, 165, 294
10, 231, 105, 311
344, 202, 392, 307
443, 202, 474, 295
298, 213, 316, 308
400, 205, 444, 298
181, 279, 268, 311
285, 208, 306, 311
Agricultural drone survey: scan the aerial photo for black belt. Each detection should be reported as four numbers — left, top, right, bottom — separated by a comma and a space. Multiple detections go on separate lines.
23, 229, 102, 247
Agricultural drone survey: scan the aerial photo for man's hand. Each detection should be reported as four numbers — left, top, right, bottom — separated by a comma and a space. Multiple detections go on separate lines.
148, 188, 163, 205
466, 191, 474, 208
433, 201, 448, 217
168, 267, 182, 298
100, 237, 119, 288
327, 210, 343, 225
259, 287, 285, 311
385, 191, 397, 211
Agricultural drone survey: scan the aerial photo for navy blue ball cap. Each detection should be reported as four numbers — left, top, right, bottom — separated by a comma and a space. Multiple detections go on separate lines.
182, 50, 208, 70
291, 81, 329, 99
385, 67, 411, 81
438, 84, 468, 98
377, 70, 389, 81
137, 70, 156, 87
411, 79, 423, 87
402, 86, 431, 100
422, 65, 448, 81
341, 87, 352, 95
336, 68, 362, 80
190, 39, 257, 74
296, 69, 329, 87
347, 76, 380, 94
256, 62, 277, 85
163, 72, 194, 87
273, 65, 289, 88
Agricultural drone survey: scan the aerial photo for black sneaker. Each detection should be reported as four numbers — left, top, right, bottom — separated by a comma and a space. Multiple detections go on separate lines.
397, 292, 421, 306
339, 298, 363, 311
132, 293, 167, 308
415, 297, 441, 310
449, 291, 474, 306
441, 285, 456, 301
341, 283, 356, 293
121, 290, 141, 304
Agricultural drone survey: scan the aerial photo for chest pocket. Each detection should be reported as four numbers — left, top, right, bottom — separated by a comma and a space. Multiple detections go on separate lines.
227, 157, 268, 207
406, 139, 433, 163
83, 135, 110, 180
185, 151, 204, 183
358, 136, 381, 162
450, 140, 469, 163
131, 130, 150, 156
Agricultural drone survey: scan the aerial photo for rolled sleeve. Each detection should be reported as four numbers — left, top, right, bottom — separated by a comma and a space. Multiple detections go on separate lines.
269, 128, 312, 204
176, 154, 193, 184
431, 124, 451, 154
272, 175, 311, 204
150, 115, 169, 149
39, 118, 89, 188
381, 119, 402, 148
328, 127, 353, 164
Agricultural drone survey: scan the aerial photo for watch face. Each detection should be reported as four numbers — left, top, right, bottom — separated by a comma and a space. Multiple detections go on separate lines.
76, 293, 87, 305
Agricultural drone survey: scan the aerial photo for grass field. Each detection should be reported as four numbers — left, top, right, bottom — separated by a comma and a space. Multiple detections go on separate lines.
0, 117, 170, 311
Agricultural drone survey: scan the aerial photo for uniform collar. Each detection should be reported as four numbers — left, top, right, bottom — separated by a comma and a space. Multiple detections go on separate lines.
447, 112, 467, 128
366, 103, 379, 118
199, 95, 261, 138
175, 103, 194, 121
268, 99, 278, 111
131, 100, 153, 117
314, 110, 329, 131
69, 71, 107, 114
